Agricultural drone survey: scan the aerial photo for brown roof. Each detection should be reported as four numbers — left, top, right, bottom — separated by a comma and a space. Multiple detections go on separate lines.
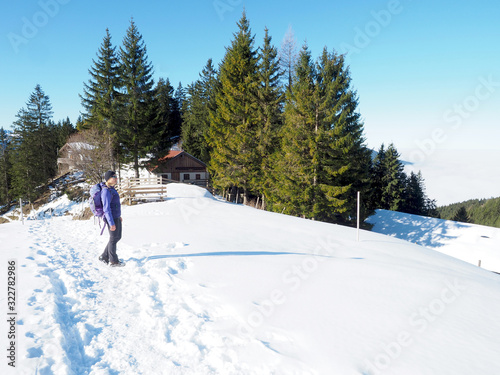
158, 150, 183, 162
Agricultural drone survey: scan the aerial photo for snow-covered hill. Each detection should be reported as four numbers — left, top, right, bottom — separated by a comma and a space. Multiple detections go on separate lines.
367, 209, 500, 273
1, 184, 500, 374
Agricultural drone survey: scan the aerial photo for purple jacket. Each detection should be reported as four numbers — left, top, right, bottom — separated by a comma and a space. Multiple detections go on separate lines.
101, 185, 121, 226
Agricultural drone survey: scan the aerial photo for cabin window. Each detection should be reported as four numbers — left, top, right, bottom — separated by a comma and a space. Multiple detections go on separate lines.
196, 174, 201, 180
183, 174, 190, 180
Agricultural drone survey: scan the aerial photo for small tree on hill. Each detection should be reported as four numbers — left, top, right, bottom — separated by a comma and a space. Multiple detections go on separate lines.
452, 206, 470, 223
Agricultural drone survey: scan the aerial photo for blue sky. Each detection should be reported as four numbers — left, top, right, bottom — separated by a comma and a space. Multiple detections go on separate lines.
1, 0, 499, 159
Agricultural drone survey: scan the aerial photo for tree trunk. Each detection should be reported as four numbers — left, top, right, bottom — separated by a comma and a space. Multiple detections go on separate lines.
243, 187, 248, 206
134, 151, 139, 178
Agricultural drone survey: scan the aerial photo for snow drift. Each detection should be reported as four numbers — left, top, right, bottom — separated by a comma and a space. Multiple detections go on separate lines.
367, 209, 500, 273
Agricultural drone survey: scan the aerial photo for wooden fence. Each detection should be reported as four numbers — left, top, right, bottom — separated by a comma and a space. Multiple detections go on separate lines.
116, 176, 169, 205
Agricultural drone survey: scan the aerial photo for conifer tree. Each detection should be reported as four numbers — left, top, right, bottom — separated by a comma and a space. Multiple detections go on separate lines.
118, 19, 157, 177
256, 28, 285, 206
10, 85, 57, 201
402, 171, 426, 215
55, 117, 76, 148
0, 128, 11, 206
380, 143, 406, 211
152, 78, 176, 155
207, 11, 260, 203
171, 83, 185, 140
182, 59, 218, 163
80, 29, 121, 134
452, 206, 470, 223
368, 144, 386, 210
269, 45, 371, 224
315, 48, 372, 223
267, 44, 315, 216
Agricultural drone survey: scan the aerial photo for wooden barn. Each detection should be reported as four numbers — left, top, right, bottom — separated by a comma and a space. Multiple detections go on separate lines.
152, 150, 209, 186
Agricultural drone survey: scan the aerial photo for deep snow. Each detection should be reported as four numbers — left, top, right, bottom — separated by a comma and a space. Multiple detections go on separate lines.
1, 184, 500, 374
367, 209, 500, 273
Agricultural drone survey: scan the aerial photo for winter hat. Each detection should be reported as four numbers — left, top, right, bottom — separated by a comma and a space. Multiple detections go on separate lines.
104, 170, 117, 182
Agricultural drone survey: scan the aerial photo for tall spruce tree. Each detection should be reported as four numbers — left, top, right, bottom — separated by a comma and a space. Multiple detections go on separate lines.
171, 83, 185, 140
0, 128, 11, 206
380, 143, 406, 211
402, 171, 426, 215
369, 144, 386, 210
182, 59, 218, 163
452, 206, 470, 223
151, 77, 177, 159
118, 19, 157, 177
80, 29, 121, 134
315, 48, 372, 223
267, 44, 316, 217
55, 117, 76, 148
269, 45, 371, 224
256, 28, 284, 205
10, 85, 57, 201
207, 11, 260, 203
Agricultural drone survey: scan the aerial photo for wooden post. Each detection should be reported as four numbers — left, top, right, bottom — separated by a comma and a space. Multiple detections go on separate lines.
128, 180, 131, 206
478, 260, 482, 267
19, 198, 24, 225
357, 191, 360, 242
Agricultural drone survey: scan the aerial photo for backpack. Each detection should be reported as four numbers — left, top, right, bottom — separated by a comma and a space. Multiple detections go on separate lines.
89, 182, 108, 234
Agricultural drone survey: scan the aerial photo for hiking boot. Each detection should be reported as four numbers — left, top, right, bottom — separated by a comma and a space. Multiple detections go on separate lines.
99, 256, 109, 265
110, 261, 125, 267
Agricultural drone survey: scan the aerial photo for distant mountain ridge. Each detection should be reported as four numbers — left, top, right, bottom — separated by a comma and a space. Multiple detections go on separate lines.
438, 196, 500, 228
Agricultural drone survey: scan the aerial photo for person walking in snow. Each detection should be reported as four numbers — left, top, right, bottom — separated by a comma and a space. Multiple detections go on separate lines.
99, 171, 124, 267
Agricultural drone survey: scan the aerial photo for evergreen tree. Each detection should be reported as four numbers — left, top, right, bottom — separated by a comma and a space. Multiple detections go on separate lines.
55, 117, 76, 148
10, 85, 57, 201
380, 143, 406, 211
151, 77, 177, 159
207, 11, 260, 203
80, 28, 121, 135
0, 128, 11, 206
369, 144, 436, 217
269, 45, 371, 224
171, 82, 185, 140
368, 144, 386, 209
267, 44, 316, 217
316, 48, 372, 223
452, 206, 470, 223
255, 28, 284, 205
182, 59, 218, 163
402, 171, 426, 215
425, 196, 438, 218
118, 19, 157, 177
75, 115, 85, 131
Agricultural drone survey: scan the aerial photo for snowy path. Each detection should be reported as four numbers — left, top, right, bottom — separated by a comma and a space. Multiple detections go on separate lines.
20, 218, 258, 375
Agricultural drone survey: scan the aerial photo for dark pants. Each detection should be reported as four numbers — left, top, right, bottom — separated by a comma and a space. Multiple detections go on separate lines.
101, 218, 122, 263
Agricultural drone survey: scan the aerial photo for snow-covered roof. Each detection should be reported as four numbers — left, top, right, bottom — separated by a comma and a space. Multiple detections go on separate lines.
66, 142, 95, 151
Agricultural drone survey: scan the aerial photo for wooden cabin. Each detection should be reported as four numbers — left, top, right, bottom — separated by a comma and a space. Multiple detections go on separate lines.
57, 142, 94, 175
152, 150, 209, 186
